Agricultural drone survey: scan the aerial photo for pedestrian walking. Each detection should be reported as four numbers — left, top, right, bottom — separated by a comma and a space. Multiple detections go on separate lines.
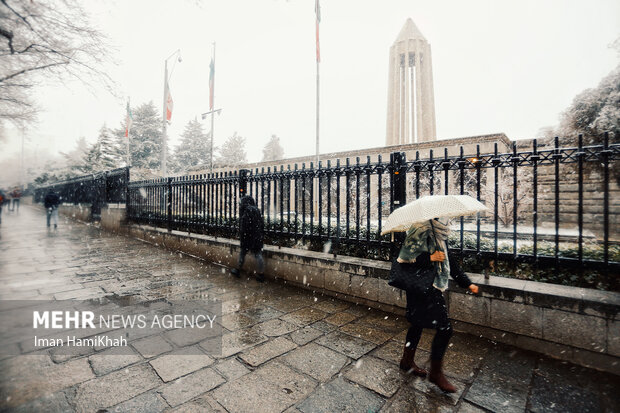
395, 218, 479, 393
44, 189, 60, 229
381, 195, 487, 393
231, 195, 265, 282
6, 190, 13, 212
10, 187, 21, 212
0, 189, 6, 224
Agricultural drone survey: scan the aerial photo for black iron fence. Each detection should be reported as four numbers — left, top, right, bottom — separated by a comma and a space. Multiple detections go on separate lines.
126, 134, 619, 281
34, 167, 129, 217
35, 135, 620, 286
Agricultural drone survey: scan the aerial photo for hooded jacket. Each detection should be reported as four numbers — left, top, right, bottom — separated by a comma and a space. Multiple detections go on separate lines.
239, 196, 264, 252
44, 191, 60, 209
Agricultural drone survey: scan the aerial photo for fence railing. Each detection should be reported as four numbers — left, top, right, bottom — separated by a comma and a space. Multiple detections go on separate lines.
36, 135, 620, 284
126, 134, 619, 278
34, 167, 129, 217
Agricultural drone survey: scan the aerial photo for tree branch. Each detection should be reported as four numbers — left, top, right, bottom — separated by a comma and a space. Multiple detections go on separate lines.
0, 25, 14, 53
0, 60, 69, 83
1, 0, 34, 32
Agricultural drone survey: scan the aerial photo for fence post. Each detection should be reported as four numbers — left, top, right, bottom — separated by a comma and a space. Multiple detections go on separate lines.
390, 151, 407, 257
239, 169, 249, 196
167, 177, 173, 232
124, 167, 130, 220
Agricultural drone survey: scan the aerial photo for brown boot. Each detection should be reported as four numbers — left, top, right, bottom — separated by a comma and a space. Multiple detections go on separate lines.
399, 344, 427, 377
429, 359, 456, 393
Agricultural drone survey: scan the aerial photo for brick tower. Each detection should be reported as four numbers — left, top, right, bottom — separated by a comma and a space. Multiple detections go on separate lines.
386, 18, 437, 146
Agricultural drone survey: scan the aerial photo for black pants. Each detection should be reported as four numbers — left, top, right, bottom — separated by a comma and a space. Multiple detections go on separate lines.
406, 324, 453, 361
238, 248, 265, 274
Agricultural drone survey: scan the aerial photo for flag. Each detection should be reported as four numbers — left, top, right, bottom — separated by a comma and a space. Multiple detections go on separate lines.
209, 58, 215, 110
124, 101, 133, 138
165, 80, 173, 122
315, 0, 321, 62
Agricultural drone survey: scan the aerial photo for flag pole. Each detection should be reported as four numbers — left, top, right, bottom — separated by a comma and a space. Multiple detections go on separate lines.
316, 53, 319, 169
314, 0, 321, 220
162, 60, 168, 177
210, 42, 216, 173
315, 0, 320, 170
126, 98, 131, 167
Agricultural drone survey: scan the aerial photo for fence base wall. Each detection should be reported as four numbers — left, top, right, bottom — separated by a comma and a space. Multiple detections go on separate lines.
58, 203, 92, 222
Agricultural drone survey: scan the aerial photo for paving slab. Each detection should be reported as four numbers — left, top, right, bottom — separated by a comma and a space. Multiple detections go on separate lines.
344, 355, 403, 397
212, 361, 317, 413
89, 346, 143, 375
281, 342, 349, 382
214, 357, 251, 381
132, 334, 174, 358
380, 387, 454, 413
465, 345, 537, 413
159, 367, 226, 407
289, 325, 324, 345
316, 331, 377, 359
255, 318, 299, 337
239, 336, 297, 366
296, 376, 385, 413
72, 364, 162, 411
110, 391, 168, 413
149, 346, 214, 382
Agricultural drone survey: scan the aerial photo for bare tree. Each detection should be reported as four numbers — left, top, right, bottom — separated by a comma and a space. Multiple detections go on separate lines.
483, 167, 533, 227
0, 0, 115, 131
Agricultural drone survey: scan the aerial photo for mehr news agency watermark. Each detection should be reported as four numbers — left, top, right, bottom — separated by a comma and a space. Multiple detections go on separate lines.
32, 310, 217, 348
0, 300, 223, 356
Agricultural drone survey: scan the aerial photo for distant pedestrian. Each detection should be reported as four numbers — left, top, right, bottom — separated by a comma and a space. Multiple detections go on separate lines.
0, 189, 6, 224
6, 190, 13, 212
397, 218, 479, 393
231, 195, 265, 282
44, 189, 60, 229
10, 187, 21, 212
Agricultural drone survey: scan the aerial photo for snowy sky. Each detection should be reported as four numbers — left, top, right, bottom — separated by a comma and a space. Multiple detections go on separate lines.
2, 0, 619, 165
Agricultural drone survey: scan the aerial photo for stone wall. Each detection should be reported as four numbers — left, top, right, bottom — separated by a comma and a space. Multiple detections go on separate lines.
58, 203, 91, 222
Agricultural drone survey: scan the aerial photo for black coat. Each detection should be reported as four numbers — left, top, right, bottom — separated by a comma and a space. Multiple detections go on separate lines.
239, 196, 264, 253
44, 192, 60, 209
405, 252, 472, 329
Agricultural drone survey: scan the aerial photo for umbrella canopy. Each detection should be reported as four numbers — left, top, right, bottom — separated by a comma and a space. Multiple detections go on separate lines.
380, 195, 488, 235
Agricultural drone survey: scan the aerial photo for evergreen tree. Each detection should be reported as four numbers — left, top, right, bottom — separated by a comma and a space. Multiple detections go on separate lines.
78, 141, 102, 174
116, 101, 163, 170
216, 132, 247, 167
98, 125, 125, 169
75, 125, 125, 174
545, 40, 619, 145
262, 134, 284, 162
172, 118, 213, 172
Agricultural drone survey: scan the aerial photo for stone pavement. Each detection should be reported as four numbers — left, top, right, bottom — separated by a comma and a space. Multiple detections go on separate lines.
0, 206, 618, 413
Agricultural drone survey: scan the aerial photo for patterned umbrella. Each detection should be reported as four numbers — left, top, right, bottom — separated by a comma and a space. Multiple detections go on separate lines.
380, 195, 488, 235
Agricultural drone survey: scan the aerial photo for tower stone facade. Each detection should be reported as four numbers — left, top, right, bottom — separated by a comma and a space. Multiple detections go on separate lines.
386, 18, 437, 146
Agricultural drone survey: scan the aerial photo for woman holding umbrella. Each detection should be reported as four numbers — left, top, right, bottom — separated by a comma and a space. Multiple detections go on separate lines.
382, 195, 484, 393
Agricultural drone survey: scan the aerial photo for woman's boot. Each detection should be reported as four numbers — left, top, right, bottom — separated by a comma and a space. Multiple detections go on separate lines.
429, 359, 456, 393
399, 345, 427, 377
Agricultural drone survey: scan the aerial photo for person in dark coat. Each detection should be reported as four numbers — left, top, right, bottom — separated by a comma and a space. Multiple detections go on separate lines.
0, 189, 6, 224
44, 190, 60, 228
11, 187, 22, 212
398, 218, 479, 393
231, 195, 265, 282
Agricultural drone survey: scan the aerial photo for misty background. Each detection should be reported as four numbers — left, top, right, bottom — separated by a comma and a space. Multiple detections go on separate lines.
1, 0, 619, 187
